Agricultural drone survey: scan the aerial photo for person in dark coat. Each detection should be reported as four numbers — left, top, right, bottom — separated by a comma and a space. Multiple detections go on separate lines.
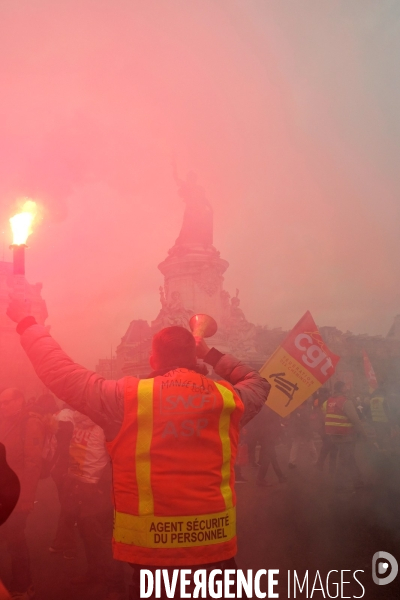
288, 399, 318, 468
0, 443, 20, 527
0, 442, 20, 600
246, 405, 286, 486
0, 388, 46, 598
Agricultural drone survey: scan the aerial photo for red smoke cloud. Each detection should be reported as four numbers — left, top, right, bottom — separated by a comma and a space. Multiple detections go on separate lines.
0, 1, 398, 367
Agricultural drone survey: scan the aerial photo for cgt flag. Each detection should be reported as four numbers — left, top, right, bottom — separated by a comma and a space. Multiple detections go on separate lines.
260, 311, 340, 417
362, 349, 378, 392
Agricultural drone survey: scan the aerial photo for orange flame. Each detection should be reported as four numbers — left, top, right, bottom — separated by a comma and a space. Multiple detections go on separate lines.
9, 199, 38, 245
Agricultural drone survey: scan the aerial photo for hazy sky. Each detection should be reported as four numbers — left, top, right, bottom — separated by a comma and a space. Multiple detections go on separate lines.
1, 0, 399, 368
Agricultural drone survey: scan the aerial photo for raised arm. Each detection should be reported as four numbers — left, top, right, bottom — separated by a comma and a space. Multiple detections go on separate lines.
196, 339, 270, 426
7, 297, 126, 441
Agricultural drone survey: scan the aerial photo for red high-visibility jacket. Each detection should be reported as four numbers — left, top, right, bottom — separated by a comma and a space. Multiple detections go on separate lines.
107, 369, 244, 566
325, 395, 354, 436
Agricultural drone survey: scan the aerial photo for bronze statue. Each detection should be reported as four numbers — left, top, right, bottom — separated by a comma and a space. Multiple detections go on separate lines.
172, 164, 213, 248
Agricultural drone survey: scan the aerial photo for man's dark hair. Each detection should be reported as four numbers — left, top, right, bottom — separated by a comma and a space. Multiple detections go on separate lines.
333, 381, 346, 394
317, 387, 329, 406
152, 326, 197, 369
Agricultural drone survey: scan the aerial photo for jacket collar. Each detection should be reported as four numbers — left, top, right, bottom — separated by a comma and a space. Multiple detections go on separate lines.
147, 363, 208, 378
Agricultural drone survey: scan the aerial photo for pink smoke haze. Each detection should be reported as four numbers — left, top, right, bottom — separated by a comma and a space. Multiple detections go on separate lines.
0, 1, 399, 367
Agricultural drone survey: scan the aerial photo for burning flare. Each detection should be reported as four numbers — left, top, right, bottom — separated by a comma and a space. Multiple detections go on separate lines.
9, 199, 38, 245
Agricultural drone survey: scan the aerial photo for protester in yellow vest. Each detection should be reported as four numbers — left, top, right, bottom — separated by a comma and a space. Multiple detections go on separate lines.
7, 295, 270, 600
370, 386, 391, 449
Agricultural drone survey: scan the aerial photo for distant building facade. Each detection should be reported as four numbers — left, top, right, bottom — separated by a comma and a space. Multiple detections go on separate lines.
95, 357, 118, 380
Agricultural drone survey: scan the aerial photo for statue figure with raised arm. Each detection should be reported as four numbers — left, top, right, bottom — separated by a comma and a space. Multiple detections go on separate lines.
172, 162, 213, 248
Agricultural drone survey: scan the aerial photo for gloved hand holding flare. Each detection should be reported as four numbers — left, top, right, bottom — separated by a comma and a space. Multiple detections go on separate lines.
9, 199, 38, 276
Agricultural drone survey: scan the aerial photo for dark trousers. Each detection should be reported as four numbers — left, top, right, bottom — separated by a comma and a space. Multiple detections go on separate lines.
256, 441, 284, 482
374, 422, 390, 450
316, 435, 338, 474
52, 507, 77, 552
129, 558, 237, 600
58, 477, 124, 592
331, 439, 362, 490
51, 473, 77, 552
80, 510, 124, 592
1, 511, 31, 593
247, 437, 258, 466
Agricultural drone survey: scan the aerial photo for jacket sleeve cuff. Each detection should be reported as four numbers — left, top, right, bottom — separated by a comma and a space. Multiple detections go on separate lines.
16, 316, 37, 335
203, 347, 225, 368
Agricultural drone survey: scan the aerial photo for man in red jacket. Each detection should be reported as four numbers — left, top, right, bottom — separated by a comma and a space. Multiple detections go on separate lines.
7, 295, 270, 599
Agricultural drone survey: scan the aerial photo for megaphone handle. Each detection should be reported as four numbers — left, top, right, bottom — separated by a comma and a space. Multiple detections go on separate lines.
194, 336, 211, 359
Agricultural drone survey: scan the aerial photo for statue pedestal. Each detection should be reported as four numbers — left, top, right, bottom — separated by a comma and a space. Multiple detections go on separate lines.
115, 240, 261, 376
157, 244, 229, 326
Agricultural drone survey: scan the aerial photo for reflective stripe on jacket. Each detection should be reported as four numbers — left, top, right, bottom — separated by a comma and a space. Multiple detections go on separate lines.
106, 369, 244, 566
370, 396, 388, 423
325, 396, 354, 436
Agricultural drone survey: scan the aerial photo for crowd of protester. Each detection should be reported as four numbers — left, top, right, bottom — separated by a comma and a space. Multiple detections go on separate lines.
0, 383, 399, 599
0, 389, 124, 600
239, 382, 400, 492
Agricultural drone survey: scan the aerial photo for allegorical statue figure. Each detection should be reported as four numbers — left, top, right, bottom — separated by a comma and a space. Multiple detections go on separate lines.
173, 163, 213, 248
220, 289, 257, 355
152, 286, 193, 330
